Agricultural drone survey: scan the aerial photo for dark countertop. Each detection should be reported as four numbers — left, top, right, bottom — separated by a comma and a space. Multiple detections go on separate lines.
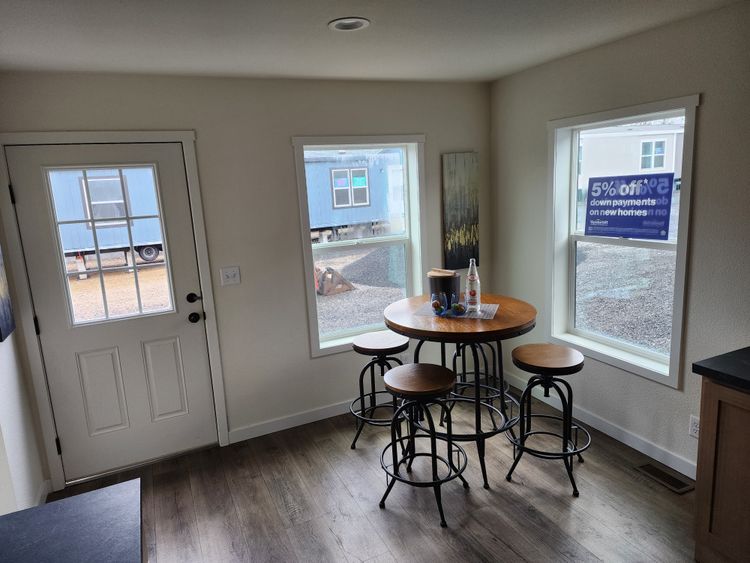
0, 478, 140, 563
693, 346, 750, 392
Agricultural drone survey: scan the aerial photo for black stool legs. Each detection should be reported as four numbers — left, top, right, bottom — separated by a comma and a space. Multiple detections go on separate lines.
350, 355, 403, 449
506, 374, 591, 497
380, 398, 468, 527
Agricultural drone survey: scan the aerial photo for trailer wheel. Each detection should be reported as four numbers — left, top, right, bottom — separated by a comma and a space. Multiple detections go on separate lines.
138, 246, 160, 262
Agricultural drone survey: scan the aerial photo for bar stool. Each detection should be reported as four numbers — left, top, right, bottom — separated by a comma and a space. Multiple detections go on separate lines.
506, 343, 592, 496
379, 363, 468, 527
349, 331, 410, 449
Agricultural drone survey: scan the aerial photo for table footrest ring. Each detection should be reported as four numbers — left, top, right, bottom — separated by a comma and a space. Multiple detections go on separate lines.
409, 397, 513, 440
451, 381, 505, 401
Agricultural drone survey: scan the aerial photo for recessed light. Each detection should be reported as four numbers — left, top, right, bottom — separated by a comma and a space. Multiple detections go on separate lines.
328, 17, 370, 32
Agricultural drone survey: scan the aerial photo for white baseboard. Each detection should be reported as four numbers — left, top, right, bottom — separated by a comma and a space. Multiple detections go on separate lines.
504, 371, 697, 480
228, 400, 351, 444
227, 374, 697, 480
35, 479, 51, 506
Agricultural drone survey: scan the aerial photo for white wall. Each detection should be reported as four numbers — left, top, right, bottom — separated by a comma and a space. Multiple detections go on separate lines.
490, 2, 750, 476
0, 329, 47, 513
0, 74, 490, 444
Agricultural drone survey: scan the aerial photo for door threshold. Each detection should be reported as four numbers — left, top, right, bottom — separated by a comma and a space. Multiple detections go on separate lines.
63, 442, 218, 487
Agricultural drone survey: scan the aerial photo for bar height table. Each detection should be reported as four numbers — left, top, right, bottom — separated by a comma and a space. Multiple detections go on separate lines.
384, 293, 536, 488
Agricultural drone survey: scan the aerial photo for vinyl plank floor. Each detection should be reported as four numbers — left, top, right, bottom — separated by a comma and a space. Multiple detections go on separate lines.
47, 394, 695, 562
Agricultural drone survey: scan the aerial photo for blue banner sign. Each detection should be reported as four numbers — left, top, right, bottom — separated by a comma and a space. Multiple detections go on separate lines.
584, 173, 674, 240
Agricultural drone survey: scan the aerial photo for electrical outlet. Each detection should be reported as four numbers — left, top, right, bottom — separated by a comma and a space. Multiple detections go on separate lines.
689, 415, 700, 439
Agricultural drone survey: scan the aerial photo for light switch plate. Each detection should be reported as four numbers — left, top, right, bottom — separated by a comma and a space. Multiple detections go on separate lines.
220, 266, 241, 286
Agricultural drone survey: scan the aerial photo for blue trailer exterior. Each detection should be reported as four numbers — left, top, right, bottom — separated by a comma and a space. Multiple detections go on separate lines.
304, 148, 402, 230
49, 167, 163, 257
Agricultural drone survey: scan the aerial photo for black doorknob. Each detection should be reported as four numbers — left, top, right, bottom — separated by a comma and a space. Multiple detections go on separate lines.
188, 312, 202, 323
186, 292, 202, 303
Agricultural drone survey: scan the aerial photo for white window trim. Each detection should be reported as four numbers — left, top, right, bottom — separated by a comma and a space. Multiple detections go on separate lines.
546, 95, 699, 388
293, 134, 426, 357
640, 139, 667, 170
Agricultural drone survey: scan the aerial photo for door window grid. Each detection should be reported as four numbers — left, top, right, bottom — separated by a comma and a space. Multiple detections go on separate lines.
47, 165, 174, 324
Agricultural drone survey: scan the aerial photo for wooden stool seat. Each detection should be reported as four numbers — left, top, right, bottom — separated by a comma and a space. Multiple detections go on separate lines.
512, 343, 584, 376
352, 330, 410, 356
384, 363, 455, 397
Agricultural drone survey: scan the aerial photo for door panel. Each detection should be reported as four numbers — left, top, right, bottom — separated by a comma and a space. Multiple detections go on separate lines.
143, 337, 189, 421
6, 143, 217, 481
77, 347, 129, 436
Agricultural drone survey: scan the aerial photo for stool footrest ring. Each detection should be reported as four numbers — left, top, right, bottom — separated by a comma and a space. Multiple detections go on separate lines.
506, 413, 592, 458
380, 435, 467, 488
349, 391, 402, 426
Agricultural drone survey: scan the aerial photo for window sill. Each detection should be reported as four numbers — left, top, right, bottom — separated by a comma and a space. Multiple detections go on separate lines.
313, 323, 387, 358
550, 332, 675, 387
314, 336, 357, 357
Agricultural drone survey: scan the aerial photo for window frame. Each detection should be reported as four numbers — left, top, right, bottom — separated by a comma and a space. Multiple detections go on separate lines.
330, 168, 352, 208
640, 139, 667, 170
47, 164, 175, 326
293, 135, 426, 357
350, 167, 370, 207
546, 95, 699, 388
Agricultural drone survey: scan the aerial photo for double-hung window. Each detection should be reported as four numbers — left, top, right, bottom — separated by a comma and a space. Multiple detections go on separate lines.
330, 168, 370, 208
548, 96, 698, 387
641, 140, 666, 169
294, 136, 424, 356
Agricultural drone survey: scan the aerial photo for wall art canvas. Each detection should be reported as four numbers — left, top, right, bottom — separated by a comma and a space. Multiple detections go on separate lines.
442, 152, 479, 270
0, 242, 15, 342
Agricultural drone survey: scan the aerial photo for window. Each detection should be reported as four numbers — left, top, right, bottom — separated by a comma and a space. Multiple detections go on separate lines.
47, 166, 174, 324
330, 168, 370, 208
83, 175, 127, 225
331, 169, 351, 208
548, 96, 698, 387
294, 136, 424, 355
351, 168, 370, 206
641, 140, 666, 169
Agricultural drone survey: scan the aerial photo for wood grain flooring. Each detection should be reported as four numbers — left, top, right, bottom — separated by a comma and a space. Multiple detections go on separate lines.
48, 397, 695, 562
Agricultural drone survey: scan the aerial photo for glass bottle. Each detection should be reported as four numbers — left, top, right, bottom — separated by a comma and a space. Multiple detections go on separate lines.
466, 258, 481, 313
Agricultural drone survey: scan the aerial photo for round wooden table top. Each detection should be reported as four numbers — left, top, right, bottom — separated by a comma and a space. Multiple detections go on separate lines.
384, 294, 537, 343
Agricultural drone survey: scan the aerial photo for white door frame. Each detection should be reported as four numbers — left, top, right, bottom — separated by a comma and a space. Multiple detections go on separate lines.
0, 131, 229, 490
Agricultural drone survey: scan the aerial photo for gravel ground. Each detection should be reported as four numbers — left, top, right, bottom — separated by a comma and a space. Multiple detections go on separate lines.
575, 242, 675, 354
317, 283, 405, 336
68, 264, 172, 322
315, 246, 405, 336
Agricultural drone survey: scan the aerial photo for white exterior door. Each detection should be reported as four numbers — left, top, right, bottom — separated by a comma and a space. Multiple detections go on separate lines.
6, 143, 217, 482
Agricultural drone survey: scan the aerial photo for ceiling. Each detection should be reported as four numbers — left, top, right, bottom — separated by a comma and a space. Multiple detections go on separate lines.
0, 0, 736, 81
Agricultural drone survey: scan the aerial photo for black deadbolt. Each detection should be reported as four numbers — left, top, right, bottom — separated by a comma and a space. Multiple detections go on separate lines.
186, 292, 202, 303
